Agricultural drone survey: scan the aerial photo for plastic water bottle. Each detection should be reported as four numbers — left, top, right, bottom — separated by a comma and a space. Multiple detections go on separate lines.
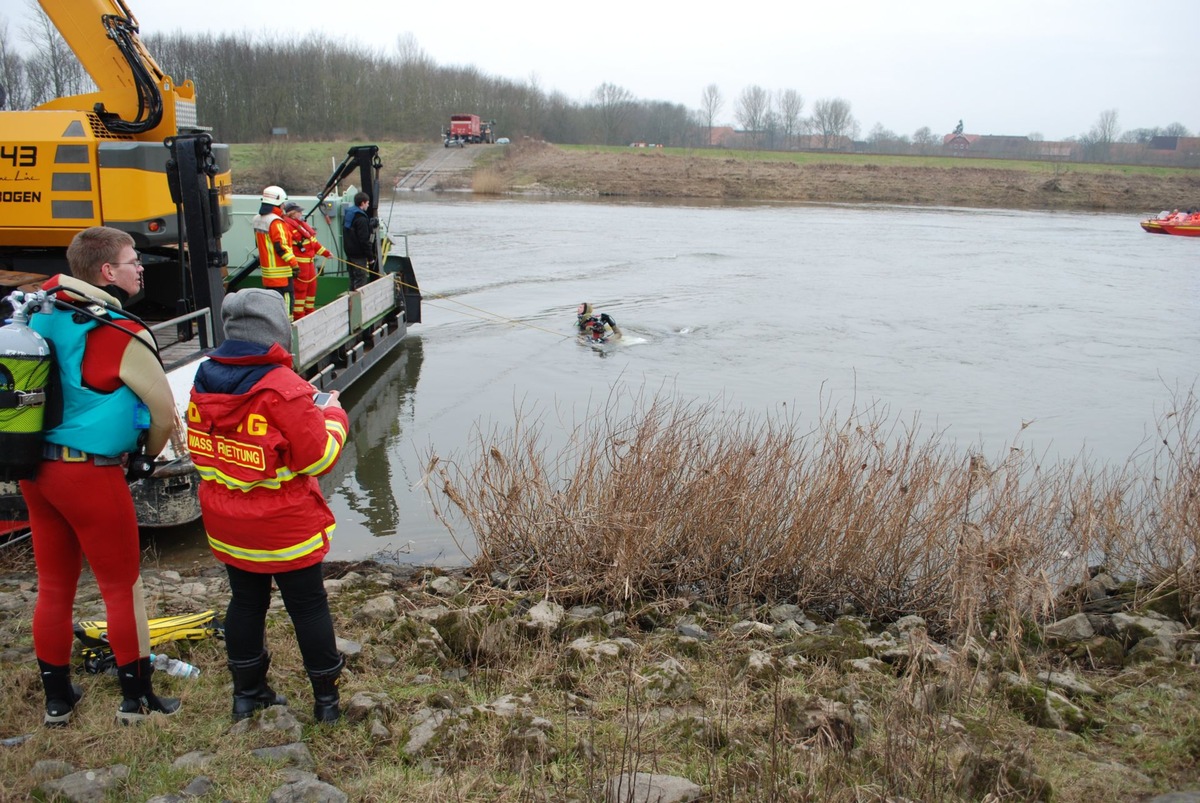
151, 653, 200, 680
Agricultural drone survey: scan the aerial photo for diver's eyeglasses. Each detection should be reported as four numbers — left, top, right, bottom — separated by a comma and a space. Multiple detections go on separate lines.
110, 253, 142, 267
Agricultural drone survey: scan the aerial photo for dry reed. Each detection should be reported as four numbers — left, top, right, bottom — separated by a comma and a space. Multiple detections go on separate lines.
471, 169, 509, 195
428, 386, 1200, 639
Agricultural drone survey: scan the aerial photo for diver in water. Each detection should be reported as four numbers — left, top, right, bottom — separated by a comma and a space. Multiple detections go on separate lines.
576, 302, 621, 343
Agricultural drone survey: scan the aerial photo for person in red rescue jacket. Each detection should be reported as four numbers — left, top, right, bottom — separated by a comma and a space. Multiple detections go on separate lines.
252, 186, 299, 318
188, 288, 349, 723
281, 201, 333, 320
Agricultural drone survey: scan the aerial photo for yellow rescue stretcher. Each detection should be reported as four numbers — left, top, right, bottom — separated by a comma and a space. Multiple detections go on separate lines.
74, 610, 223, 674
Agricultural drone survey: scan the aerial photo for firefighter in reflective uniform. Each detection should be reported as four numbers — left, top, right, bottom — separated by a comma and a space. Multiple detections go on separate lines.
252, 186, 299, 319
19, 226, 180, 727
281, 201, 332, 320
188, 289, 350, 723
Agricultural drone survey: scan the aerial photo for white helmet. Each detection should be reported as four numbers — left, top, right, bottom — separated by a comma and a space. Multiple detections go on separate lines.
261, 185, 287, 205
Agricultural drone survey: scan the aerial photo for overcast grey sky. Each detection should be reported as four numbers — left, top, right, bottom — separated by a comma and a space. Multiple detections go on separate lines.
2, 0, 1195, 141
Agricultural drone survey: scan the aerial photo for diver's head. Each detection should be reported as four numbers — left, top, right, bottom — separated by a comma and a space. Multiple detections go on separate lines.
577, 302, 593, 318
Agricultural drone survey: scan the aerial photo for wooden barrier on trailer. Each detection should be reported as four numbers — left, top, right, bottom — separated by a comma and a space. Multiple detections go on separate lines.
291, 275, 396, 372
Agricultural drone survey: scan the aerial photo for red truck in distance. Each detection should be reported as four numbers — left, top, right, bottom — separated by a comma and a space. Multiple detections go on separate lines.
444, 114, 495, 146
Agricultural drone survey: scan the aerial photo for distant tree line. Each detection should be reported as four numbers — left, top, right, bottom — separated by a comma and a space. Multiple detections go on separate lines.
0, 9, 1193, 162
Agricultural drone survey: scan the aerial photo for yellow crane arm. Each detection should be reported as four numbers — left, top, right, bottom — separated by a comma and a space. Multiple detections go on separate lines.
34, 0, 195, 138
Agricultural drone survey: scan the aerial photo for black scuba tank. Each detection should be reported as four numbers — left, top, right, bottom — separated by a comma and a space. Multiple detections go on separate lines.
0, 292, 53, 480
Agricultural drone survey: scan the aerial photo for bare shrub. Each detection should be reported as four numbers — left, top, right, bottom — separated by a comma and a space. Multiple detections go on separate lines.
471, 169, 509, 195
258, 139, 303, 190
427, 387, 1200, 639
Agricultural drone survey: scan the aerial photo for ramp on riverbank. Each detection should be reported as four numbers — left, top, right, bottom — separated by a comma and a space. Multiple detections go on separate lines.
394, 143, 496, 191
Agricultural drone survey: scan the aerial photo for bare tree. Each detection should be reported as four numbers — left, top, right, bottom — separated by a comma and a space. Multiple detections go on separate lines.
593, 82, 634, 145
21, 0, 89, 106
867, 123, 908, 154
0, 19, 29, 110
395, 32, 431, 67
0, 2, 704, 147
734, 84, 769, 148
777, 89, 803, 149
1094, 109, 1120, 144
811, 97, 858, 150
700, 83, 722, 146
1080, 108, 1120, 162
912, 126, 940, 155
1163, 122, 1192, 137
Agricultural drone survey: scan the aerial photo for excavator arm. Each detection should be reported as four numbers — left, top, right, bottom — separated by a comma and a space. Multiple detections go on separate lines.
34, 0, 194, 138
33, 0, 194, 139
0, 0, 228, 262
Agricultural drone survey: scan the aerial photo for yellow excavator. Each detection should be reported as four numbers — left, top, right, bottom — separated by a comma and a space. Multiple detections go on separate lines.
0, 0, 231, 312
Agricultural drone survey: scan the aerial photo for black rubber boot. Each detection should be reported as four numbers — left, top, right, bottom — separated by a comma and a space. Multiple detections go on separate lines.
229, 650, 288, 721
306, 654, 344, 724
38, 659, 83, 727
115, 657, 181, 725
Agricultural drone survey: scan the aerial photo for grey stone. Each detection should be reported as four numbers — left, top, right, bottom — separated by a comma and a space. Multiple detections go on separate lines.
30, 759, 75, 781
1035, 671, 1099, 698
335, 636, 363, 657
567, 605, 605, 620
354, 594, 398, 623
181, 775, 213, 797
846, 656, 889, 674
267, 778, 349, 803
403, 709, 466, 757
257, 706, 304, 741
1127, 635, 1177, 663
172, 751, 215, 771
569, 635, 637, 663
644, 657, 693, 701
889, 615, 928, 636
1112, 612, 1185, 642
675, 622, 711, 641
1044, 613, 1094, 643
37, 764, 130, 802
429, 576, 460, 597
250, 742, 315, 770
524, 599, 564, 632
730, 620, 773, 638
345, 690, 393, 723
769, 604, 804, 623
604, 772, 702, 803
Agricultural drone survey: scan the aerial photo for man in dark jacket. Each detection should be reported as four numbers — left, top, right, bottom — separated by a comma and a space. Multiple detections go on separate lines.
342, 192, 373, 290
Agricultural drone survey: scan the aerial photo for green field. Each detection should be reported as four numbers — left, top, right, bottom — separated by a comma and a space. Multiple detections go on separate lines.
562, 142, 1197, 178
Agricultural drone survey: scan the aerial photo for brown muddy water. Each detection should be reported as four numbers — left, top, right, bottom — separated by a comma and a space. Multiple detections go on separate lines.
148, 197, 1200, 570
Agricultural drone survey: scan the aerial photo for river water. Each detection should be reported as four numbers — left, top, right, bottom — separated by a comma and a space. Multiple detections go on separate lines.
150, 198, 1200, 569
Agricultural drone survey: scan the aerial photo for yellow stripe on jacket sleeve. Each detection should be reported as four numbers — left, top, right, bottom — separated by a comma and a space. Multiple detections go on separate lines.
298, 420, 345, 476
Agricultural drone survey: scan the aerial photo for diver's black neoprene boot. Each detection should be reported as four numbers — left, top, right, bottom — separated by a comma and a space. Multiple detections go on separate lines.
229, 650, 287, 721
115, 657, 181, 725
306, 654, 344, 724
38, 659, 83, 727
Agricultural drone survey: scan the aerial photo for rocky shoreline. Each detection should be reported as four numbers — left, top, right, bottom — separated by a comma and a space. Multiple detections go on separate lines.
1, 557, 1198, 801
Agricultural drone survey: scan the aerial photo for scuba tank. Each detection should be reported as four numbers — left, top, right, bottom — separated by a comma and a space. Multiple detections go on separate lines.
0, 291, 53, 481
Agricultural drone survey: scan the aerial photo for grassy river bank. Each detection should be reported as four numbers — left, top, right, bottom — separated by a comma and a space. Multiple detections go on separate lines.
231, 138, 1200, 214
0, 144, 1196, 801
1, 391, 1199, 801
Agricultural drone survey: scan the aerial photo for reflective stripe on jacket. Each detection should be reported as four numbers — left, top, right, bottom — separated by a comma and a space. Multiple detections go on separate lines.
283, 217, 332, 266
188, 341, 349, 574
253, 211, 297, 286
